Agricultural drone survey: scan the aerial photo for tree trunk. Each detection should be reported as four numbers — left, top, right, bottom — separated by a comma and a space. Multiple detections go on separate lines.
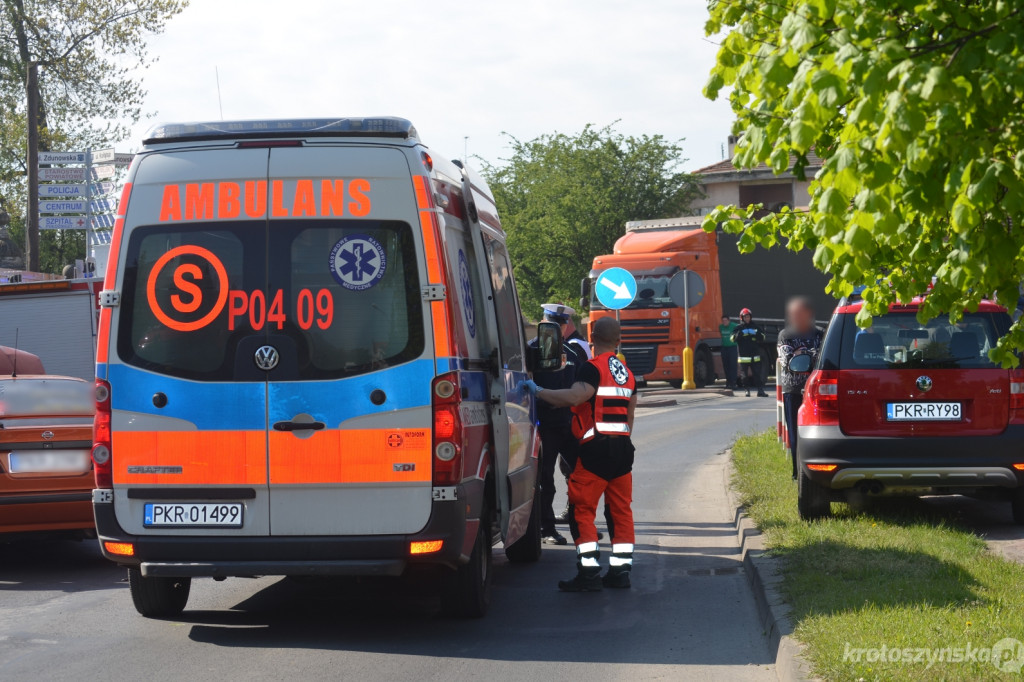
25, 60, 39, 272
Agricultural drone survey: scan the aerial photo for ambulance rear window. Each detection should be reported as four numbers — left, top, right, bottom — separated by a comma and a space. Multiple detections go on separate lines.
117, 220, 425, 381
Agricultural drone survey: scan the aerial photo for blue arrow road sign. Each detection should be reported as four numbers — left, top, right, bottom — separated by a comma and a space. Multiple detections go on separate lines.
595, 267, 637, 310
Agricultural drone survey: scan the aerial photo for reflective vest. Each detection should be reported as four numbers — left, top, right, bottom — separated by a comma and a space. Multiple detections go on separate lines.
572, 352, 636, 443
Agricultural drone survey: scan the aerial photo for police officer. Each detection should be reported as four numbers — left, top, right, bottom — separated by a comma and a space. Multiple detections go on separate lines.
778, 296, 824, 478
732, 308, 768, 397
524, 317, 637, 592
530, 304, 588, 545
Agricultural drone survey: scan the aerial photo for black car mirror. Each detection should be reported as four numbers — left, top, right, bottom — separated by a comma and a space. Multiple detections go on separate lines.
534, 321, 563, 371
788, 354, 813, 373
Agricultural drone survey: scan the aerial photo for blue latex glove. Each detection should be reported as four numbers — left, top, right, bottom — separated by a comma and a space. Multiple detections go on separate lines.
520, 379, 540, 396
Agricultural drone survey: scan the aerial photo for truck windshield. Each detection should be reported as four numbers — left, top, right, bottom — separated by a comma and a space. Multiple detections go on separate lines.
590, 274, 678, 310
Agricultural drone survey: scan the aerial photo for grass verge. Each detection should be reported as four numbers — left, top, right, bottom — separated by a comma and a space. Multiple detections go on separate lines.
733, 430, 1024, 681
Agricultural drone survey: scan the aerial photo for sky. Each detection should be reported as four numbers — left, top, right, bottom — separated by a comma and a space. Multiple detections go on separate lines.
128, 0, 734, 172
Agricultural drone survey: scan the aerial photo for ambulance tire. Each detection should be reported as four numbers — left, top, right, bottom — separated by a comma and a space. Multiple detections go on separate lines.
442, 501, 493, 618
128, 567, 191, 618
505, 481, 543, 564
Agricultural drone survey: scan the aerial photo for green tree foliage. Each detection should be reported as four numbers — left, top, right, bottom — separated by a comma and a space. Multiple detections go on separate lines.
0, 0, 186, 272
483, 124, 703, 316
703, 0, 1024, 364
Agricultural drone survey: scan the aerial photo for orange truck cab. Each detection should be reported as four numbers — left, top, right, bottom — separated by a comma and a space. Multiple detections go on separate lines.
585, 217, 834, 387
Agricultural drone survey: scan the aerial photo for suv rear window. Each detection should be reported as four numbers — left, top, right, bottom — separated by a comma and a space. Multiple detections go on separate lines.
839, 310, 1011, 370
117, 220, 425, 381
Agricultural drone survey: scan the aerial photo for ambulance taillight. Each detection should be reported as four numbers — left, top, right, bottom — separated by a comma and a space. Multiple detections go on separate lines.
92, 379, 113, 488
432, 372, 463, 485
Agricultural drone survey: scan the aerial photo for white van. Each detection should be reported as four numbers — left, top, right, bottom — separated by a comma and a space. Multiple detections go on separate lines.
91, 117, 562, 618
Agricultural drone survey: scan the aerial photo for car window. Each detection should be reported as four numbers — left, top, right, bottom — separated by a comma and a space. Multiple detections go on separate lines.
839, 311, 1010, 370
117, 220, 425, 381
486, 241, 524, 371
271, 220, 425, 379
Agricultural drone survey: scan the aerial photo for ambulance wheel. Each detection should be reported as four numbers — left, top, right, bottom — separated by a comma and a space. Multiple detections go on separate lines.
505, 482, 543, 564
443, 502, 493, 618
128, 567, 190, 618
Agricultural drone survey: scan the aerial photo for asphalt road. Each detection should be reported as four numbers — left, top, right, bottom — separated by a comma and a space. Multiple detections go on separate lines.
0, 395, 779, 681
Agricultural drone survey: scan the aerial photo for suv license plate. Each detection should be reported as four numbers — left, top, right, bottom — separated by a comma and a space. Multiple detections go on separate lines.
144, 503, 243, 528
886, 402, 962, 421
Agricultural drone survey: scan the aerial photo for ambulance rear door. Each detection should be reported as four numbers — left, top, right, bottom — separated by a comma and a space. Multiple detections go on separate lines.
109, 148, 273, 537
263, 145, 434, 536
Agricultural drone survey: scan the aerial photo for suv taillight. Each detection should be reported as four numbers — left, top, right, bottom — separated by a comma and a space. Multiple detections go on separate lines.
1010, 369, 1024, 423
432, 372, 463, 485
92, 379, 112, 488
799, 370, 839, 426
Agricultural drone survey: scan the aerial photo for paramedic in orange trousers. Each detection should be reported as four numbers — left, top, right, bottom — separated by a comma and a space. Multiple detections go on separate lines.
523, 317, 637, 591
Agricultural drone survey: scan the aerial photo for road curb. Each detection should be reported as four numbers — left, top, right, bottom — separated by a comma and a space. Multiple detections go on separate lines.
636, 398, 678, 409
723, 454, 815, 682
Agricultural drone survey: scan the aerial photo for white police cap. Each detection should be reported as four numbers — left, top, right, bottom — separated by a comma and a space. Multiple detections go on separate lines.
541, 303, 576, 320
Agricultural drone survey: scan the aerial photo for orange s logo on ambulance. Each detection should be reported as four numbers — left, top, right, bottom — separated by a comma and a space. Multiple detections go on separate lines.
146, 245, 229, 332
158, 180, 372, 221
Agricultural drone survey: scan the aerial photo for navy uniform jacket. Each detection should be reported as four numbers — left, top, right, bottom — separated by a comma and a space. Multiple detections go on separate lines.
529, 337, 586, 427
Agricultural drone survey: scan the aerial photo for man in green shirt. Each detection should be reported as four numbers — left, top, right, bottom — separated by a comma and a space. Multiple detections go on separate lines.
719, 315, 739, 389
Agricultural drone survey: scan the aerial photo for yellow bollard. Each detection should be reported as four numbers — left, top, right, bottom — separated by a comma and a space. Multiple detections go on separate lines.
681, 347, 696, 390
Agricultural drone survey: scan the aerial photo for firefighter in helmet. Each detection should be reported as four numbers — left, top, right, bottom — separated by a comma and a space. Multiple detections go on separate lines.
732, 307, 768, 397
523, 317, 637, 591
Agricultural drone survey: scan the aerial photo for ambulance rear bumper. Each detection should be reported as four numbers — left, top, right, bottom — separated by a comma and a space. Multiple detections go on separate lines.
141, 559, 406, 578
93, 486, 475, 577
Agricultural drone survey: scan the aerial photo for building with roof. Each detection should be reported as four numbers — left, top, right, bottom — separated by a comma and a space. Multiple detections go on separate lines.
690, 136, 822, 217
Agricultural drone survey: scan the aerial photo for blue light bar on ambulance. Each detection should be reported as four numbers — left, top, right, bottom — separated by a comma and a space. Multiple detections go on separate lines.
143, 117, 418, 145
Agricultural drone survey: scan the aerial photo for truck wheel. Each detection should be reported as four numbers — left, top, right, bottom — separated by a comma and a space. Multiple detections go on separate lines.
505, 482, 542, 563
128, 568, 191, 618
1012, 488, 1024, 525
797, 470, 832, 521
694, 349, 713, 388
443, 501, 493, 617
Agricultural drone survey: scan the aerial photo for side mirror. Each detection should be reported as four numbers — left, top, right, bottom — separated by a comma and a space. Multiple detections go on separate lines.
530, 321, 563, 371
580, 277, 591, 298
788, 354, 813, 374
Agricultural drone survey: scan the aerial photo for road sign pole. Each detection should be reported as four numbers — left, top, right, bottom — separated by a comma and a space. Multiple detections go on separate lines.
85, 149, 93, 276
26, 61, 40, 271
682, 269, 696, 390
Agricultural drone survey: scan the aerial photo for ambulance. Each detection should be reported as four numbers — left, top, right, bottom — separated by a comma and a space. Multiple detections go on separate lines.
91, 117, 562, 618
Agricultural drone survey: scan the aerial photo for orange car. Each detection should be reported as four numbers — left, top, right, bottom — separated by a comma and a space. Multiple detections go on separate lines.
0, 351, 96, 537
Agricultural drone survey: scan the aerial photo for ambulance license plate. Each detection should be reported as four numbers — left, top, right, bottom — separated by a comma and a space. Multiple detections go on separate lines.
886, 402, 962, 421
144, 503, 243, 528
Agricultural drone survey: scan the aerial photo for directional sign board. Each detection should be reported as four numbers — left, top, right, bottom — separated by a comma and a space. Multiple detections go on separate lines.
39, 167, 86, 182
90, 164, 115, 180
38, 151, 87, 164
90, 148, 115, 163
41, 216, 90, 230
39, 200, 90, 214
114, 153, 134, 167
39, 183, 87, 198
91, 214, 115, 229
595, 267, 637, 310
39, 199, 115, 214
